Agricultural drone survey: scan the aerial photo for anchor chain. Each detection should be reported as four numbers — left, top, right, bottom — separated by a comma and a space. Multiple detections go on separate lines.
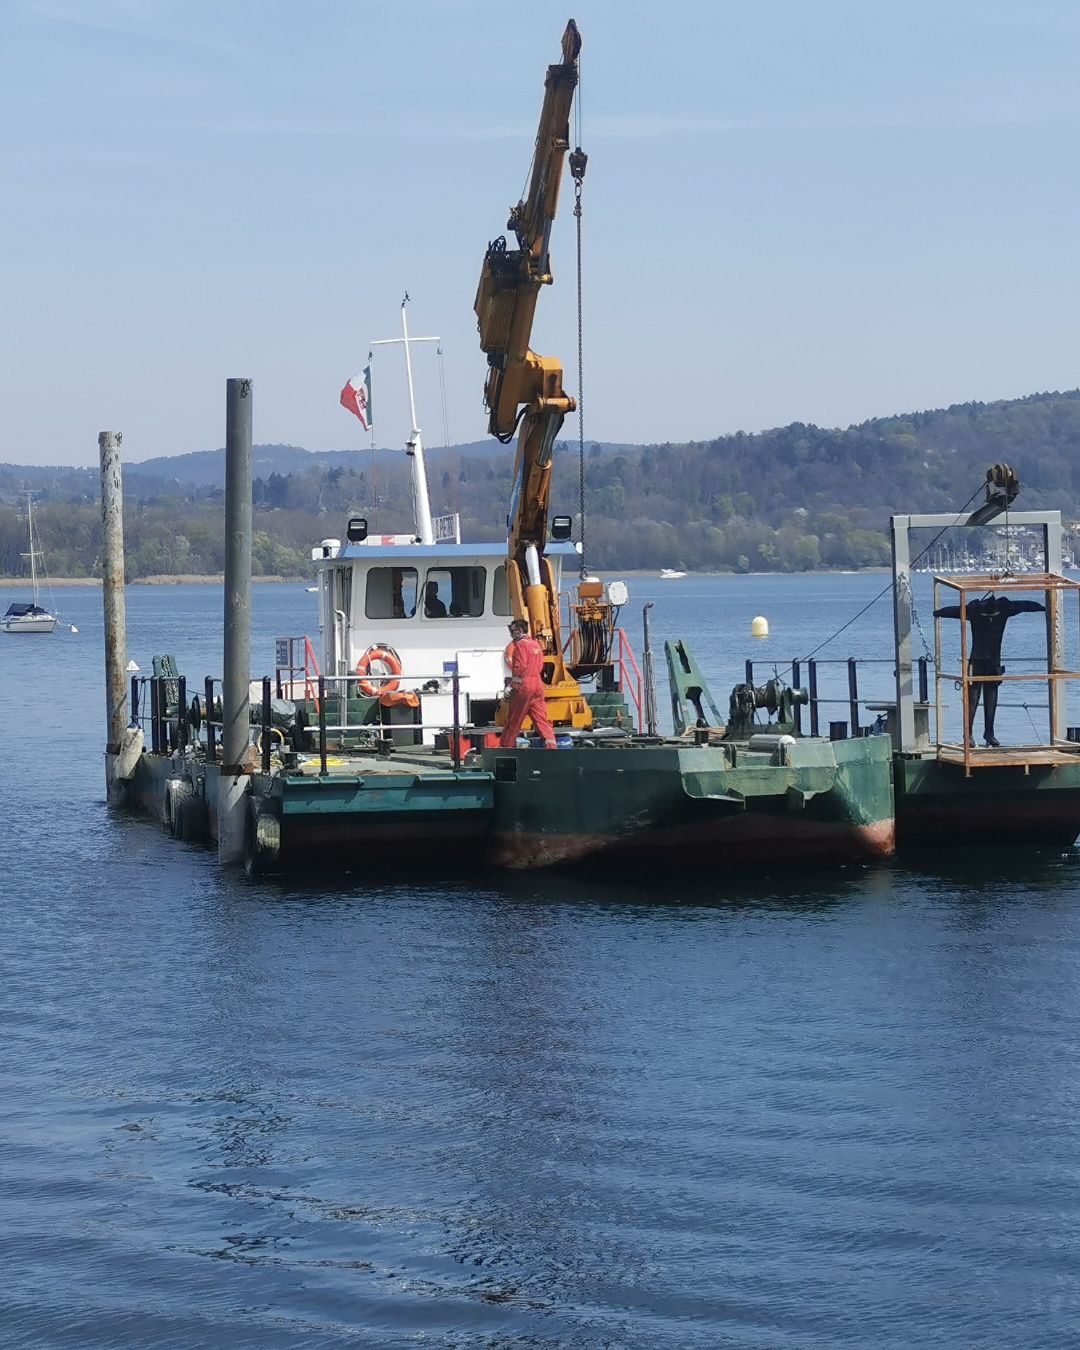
901, 573, 934, 661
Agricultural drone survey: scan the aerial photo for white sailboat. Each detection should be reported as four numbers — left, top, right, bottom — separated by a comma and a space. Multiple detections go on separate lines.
2, 495, 58, 634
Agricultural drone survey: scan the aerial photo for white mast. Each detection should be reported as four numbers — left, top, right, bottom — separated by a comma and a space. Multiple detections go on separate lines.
25, 493, 40, 604
370, 296, 436, 546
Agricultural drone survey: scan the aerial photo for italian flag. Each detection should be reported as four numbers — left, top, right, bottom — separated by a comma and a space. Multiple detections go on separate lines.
340, 365, 372, 430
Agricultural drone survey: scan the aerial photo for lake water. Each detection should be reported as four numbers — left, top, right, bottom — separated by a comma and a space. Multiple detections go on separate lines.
4, 573, 1080, 1347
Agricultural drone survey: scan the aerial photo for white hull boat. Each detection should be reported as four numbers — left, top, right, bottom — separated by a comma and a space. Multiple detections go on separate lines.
3, 495, 59, 634
2, 605, 57, 634
659, 568, 687, 579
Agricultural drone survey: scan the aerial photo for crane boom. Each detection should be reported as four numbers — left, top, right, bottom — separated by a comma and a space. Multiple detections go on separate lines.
475, 19, 580, 435
474, 19, 591, 730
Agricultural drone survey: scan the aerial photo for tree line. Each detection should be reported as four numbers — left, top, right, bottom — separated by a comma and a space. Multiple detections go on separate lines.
3, 389, 1080, 578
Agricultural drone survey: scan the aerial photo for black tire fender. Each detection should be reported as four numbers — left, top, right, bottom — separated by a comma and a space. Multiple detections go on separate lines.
177, 793, 209, 845
243, 798, 282, 878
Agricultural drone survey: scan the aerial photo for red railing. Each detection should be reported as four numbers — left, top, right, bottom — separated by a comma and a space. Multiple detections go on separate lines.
561, 606, 644, 732
616, 627, 643, 732
275, 635, 322, 710
303, 636, 321, 707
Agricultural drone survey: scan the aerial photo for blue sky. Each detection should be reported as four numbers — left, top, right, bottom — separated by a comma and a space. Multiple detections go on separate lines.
2, 0, 1079, 466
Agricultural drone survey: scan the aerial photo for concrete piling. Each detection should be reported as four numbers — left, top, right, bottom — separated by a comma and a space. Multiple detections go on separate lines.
218, 378, 254, 865
99, 430, 128, 804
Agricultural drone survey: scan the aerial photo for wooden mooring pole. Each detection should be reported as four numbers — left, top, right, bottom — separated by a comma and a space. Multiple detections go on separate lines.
99, 430, 128, 805
218, 378, 253, 865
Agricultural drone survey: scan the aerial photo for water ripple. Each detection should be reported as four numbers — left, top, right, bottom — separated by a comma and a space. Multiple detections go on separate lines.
5, 581, 1080, 1346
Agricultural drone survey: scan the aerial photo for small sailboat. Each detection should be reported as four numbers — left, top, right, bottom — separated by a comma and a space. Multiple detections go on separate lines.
2, 495, 58, 634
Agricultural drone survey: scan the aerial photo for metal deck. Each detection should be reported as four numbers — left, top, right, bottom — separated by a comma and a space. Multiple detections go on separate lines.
282, 745, 463, 778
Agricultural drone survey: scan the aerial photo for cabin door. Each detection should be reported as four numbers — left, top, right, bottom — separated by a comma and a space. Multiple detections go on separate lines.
327, 565, 353, 676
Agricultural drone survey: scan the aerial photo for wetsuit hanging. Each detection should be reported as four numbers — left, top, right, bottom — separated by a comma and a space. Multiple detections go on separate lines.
933, 594, 1045, 746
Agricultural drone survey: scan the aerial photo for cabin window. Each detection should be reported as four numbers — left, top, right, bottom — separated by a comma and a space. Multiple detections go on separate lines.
492, 564, 513, 616
365, 567, 418, 619
423, 566, 485, 618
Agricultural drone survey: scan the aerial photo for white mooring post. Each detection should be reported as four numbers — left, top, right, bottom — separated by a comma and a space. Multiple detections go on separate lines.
218, 378, 253, 865
99, 430, 128, 805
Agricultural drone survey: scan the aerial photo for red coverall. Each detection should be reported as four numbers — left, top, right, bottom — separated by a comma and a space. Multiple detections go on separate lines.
500, 635, 557, 748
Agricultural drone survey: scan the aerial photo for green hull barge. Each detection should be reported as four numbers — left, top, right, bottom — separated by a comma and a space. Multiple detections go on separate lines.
126, 702, 896, 877
122, 647, 898, 876
482, 736, 893, 871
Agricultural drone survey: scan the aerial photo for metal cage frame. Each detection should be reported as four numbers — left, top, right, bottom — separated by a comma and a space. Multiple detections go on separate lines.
891, 510, 1066, 758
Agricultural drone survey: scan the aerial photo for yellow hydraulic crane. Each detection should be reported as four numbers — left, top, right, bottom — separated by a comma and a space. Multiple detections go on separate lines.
474, 18, 592, 729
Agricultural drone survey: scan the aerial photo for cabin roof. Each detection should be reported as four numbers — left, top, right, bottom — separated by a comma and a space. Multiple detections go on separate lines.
336, 541, 579, 561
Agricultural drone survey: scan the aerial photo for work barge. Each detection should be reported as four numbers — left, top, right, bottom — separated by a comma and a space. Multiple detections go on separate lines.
104, 382, 898, 877
97, 24, 1080, 876
98, 416, 1080, 879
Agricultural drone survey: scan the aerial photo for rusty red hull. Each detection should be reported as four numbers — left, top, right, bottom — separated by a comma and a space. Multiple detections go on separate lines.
490, 816, 895, 871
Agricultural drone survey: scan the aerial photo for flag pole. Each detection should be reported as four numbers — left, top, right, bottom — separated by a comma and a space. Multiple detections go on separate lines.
367, 296, 438, 545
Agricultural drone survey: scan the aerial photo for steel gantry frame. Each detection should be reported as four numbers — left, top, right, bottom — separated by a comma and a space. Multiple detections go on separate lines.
891, 511, 1066, 756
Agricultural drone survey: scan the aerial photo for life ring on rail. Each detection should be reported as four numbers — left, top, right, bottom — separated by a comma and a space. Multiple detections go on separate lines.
355, 645, 402, 697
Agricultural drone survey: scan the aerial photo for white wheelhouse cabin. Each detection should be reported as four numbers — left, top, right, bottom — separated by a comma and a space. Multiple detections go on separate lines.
309, 537, 581, 744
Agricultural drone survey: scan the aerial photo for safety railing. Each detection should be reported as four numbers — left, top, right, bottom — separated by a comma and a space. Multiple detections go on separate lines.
132, 664, 475, 773
131, 673, 224, 759
744, 652, 1061, 747
743, 657, 931, 739
279, 669, 469, 774
274, 635, 321, 705
616, 628, 644, 733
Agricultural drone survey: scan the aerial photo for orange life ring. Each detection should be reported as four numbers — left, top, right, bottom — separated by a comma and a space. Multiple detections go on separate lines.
355, 645, 402, 697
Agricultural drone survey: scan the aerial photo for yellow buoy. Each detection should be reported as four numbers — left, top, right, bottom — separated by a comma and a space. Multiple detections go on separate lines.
751, 615, 769, 638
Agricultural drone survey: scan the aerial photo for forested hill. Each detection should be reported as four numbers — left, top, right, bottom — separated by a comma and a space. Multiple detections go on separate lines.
3, 389, 1080, 578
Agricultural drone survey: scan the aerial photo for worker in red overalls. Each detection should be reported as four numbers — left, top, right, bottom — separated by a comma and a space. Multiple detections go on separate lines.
500, 618, 557, 749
